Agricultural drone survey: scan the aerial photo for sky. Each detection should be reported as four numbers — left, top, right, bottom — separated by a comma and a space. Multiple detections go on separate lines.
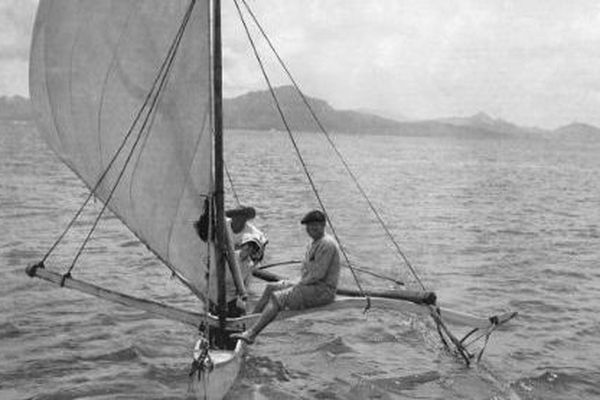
3, 0, 600, 129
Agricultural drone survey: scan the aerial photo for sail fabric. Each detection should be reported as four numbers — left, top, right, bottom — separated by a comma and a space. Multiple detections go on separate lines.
29, 0, 213, 299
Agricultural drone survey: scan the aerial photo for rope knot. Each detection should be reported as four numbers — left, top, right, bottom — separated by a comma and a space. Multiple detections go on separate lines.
25, 261, 45, 277
362, 296, 372, 314
189, 335, 213, 379
60, 272, 71, 287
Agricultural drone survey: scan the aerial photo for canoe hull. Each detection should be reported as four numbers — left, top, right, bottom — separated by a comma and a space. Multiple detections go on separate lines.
189, 341, 245, 399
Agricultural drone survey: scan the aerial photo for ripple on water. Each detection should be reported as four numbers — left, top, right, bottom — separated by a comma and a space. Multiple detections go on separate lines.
249, 355, 296, 381
361, 370, 442, 395
0, 321, 22, 339
83, 346, 141, 363
313, 336, 355, 355
515, 369, 600, 400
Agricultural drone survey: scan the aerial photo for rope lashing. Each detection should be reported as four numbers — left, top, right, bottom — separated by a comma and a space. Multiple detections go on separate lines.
429, 305, 473, 365
459, 316, 501, 362
60, 272, 71, 288
25, 261, 45, 278
189, 334, 214, 379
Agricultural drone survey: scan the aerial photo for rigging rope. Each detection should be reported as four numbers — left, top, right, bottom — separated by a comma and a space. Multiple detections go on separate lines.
52, 0, 197, 275
238, 0, 427, 291
224, 162, 242, 206
258, 260, 405, 286
232, 0, 370, 309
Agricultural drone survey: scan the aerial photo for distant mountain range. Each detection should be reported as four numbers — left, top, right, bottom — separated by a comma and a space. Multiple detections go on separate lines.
223, 86, 599, 139
3, 88, 600, 140
224, 85, 409, 135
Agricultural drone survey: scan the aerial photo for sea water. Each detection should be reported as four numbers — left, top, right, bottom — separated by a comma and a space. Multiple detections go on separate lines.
1, 121, 599, 399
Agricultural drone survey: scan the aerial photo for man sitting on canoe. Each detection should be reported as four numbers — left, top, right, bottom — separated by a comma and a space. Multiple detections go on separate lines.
232, 209, 340, 344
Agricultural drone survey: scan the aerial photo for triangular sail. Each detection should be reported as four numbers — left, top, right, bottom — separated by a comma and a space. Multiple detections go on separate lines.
29, 0, 213, 298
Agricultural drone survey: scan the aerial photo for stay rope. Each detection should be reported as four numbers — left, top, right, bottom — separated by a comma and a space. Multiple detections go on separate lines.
232, 0, 370, 309
224, 162, 242, 206
45, 0, 198, 276
235, 0, 427, 291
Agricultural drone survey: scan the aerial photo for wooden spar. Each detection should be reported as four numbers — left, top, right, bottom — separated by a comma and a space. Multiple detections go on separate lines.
251, 267, 285, 282
224, 224, 248, 300
24, 262, 253, 331
212, 0, 228, 337
336, 286, 435, 304
252, 268, 436, 305
25, 263, 204, 326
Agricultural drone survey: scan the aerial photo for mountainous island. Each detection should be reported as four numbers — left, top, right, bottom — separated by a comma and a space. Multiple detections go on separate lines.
224, 86, 599, 139
2, 87, 599, 139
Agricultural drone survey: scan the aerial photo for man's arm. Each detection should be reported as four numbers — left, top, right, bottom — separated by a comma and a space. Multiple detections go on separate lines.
299, 240, 336, 285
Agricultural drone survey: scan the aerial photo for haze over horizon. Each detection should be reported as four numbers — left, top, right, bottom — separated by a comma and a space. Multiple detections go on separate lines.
3, 0, 600, 130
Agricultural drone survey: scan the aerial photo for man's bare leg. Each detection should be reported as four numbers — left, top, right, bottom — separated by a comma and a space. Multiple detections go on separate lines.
252, 282, 286, 313
232, 298, 280, 344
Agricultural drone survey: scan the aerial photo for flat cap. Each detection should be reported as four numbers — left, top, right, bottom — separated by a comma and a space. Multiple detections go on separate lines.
225, 206, 256, 220
300, 209, 326, 224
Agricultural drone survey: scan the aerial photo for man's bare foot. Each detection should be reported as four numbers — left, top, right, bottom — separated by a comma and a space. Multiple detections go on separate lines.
230, 331, 255, 345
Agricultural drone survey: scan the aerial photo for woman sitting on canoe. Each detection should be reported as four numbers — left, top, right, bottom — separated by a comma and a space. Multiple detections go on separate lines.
195, 204, 268, 317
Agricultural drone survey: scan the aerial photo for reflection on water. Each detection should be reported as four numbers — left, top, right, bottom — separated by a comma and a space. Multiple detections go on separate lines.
2, 121, 599, 399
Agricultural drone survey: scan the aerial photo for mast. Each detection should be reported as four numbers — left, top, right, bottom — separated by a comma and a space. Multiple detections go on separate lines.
212, 0, 227, 337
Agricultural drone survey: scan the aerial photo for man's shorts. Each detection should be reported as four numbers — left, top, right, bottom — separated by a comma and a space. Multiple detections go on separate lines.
272, 282, 335, 311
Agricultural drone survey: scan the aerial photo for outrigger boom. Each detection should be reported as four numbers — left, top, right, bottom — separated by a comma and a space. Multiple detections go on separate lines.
25, 262, 516, 359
